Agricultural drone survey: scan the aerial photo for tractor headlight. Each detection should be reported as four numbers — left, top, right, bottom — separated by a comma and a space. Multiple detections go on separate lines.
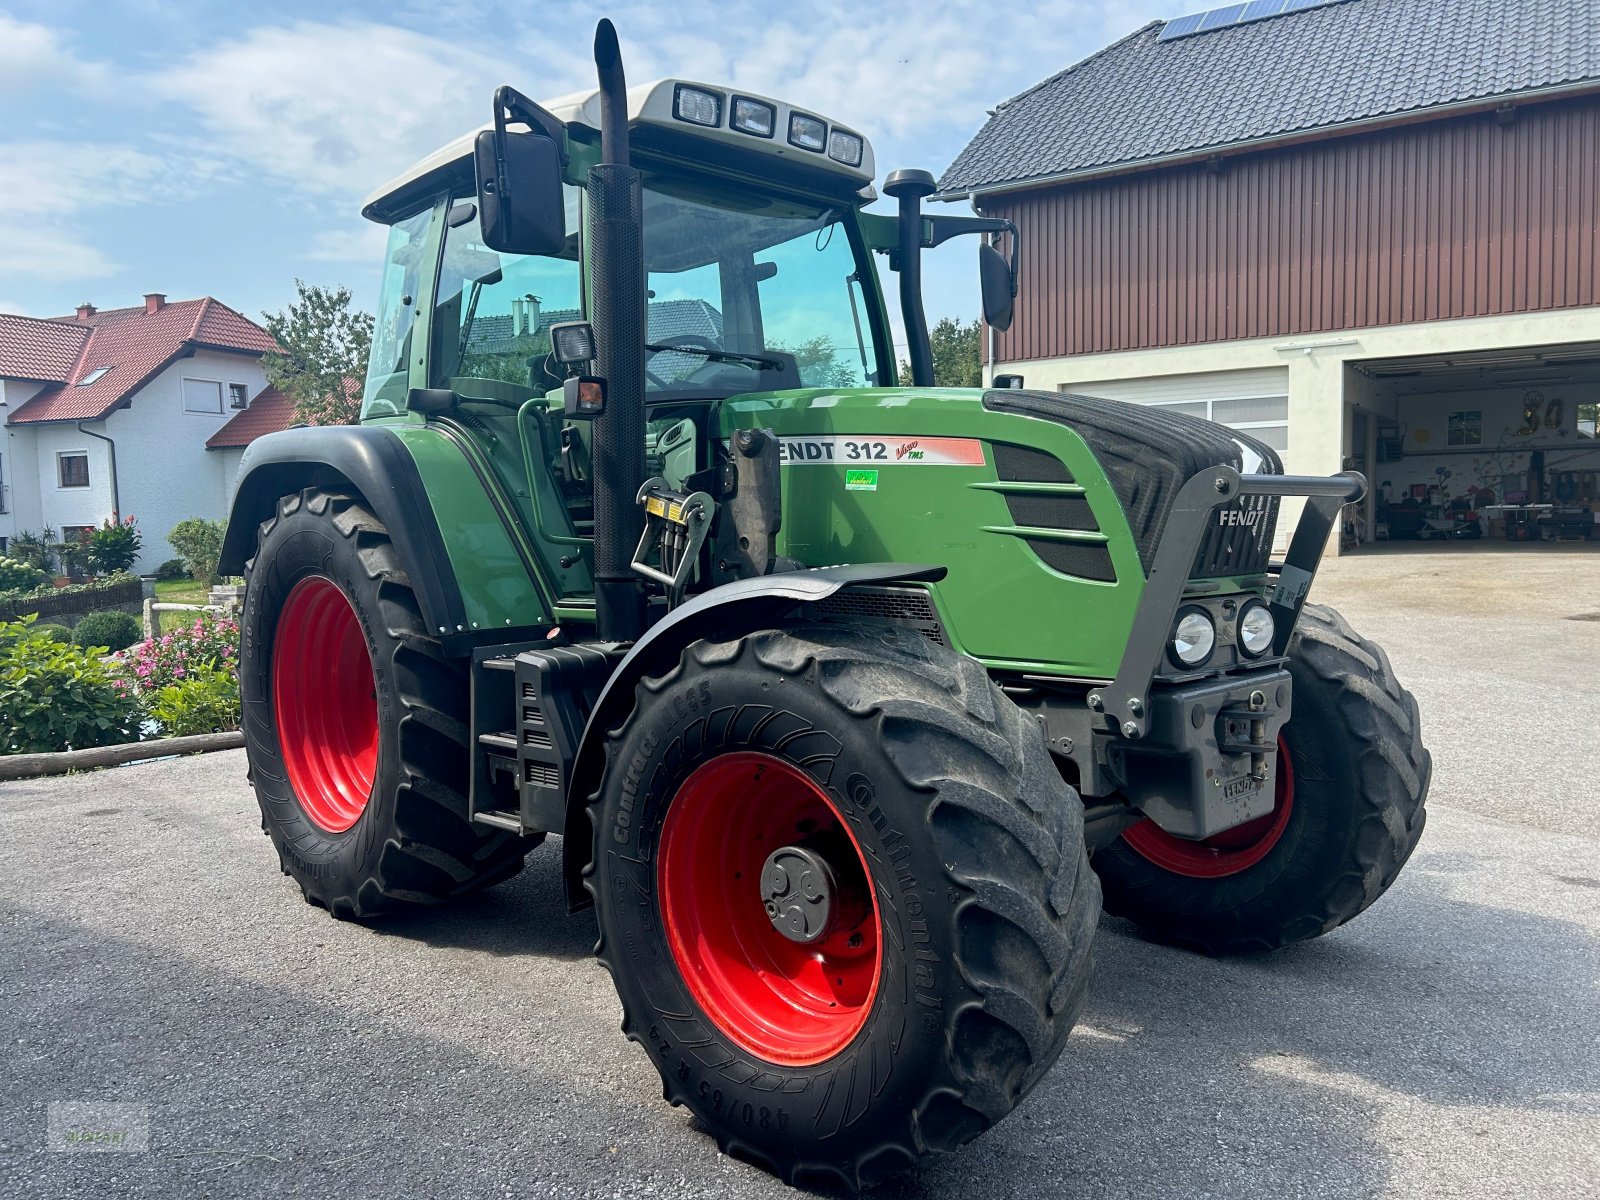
827, 129, 864, 166
1237, 601, 1276, 658
673, 85, 722, 127
731, 96, 776, 138
1170, 608, 1216, 669
788, 112, 827, 152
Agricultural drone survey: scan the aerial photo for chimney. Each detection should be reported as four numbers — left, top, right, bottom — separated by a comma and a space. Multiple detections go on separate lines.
144, 293, 166, 314
75, 302, 96, 321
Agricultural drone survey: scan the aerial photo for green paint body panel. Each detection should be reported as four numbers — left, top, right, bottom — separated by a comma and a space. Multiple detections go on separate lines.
382, 423, 554, 630
722, 387, 1151, 679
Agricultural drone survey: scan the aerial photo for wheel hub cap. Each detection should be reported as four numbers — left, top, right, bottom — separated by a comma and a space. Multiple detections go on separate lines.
761, 844, 838, 944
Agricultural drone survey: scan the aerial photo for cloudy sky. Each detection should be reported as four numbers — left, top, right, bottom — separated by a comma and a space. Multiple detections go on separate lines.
0, 0, 1209, 348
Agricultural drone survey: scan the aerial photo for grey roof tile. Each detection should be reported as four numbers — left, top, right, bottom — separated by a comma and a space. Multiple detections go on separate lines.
939, 0, 1600, 194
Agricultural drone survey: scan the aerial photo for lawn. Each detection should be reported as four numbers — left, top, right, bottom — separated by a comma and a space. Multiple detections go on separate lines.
152, 577, 213, 634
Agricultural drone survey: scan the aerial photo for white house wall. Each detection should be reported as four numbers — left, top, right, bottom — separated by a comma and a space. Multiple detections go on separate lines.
0, 379, 45, 544
106, 349, 268, 571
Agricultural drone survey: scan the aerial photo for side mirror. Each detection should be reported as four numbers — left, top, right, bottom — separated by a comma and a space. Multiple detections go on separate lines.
978, 242, 1015, 332
474, 129, 565, 256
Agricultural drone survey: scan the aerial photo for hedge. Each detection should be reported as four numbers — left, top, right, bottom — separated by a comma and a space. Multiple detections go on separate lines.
0, 575, 143, 624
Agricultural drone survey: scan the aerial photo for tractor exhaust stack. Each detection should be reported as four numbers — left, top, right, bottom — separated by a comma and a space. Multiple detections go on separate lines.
884, 168, 937, 388
587, 18, 648, 642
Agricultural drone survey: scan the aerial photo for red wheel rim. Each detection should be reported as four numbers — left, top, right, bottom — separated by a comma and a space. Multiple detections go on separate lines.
656, 752, 882, 1066
272, 577, 378, 834
1121, 735, 1295, 878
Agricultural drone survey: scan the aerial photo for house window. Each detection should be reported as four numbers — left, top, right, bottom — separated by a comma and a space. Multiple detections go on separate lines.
182, 378, 224, 414
58, 452, 90, 488
228, 383, 249, 409
60, 524, 94, 544
77, 366, 112, 387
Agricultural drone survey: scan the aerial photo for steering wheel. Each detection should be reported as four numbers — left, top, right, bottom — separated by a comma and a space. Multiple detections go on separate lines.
646, 334, 723, 388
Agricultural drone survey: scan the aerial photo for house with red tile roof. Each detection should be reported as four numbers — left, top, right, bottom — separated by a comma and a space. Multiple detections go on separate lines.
0, 294, 297, 572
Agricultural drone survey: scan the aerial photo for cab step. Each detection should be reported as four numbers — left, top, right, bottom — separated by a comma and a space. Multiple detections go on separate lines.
469, 640, 624, 836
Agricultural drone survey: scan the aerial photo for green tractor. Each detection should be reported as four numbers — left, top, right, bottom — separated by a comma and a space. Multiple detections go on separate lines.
224, 21, 1429, 1188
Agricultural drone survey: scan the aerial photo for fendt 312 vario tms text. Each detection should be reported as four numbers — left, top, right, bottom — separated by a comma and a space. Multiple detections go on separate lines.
224, 20, 1430, 1188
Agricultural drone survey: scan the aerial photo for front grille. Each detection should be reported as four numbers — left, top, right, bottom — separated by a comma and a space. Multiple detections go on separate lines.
812, 585, 947, 647
1192, 493, 1277, 578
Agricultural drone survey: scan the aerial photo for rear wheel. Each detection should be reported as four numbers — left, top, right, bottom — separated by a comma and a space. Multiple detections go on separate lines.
240, 488, 536, 918
1094, 603, 1429, 955
588, 621, 1099, 1189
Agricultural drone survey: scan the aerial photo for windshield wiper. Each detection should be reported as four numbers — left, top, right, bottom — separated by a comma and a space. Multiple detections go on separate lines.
645, 343, 781, 369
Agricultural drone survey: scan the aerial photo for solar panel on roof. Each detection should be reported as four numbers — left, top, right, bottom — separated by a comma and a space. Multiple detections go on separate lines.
1199, 4, 1248, 30
1157, 13, 1205, 39
1158, 0, 1352, 42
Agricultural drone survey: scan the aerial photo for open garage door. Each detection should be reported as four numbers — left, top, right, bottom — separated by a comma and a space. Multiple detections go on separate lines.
1350, 342, 1600, 551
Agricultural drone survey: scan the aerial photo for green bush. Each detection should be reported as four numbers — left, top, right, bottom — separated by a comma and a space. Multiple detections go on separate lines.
155, 558, 188, 581
31, 623, 73, 644
148, 666, 239, 737
167, 518, 226, 585
86, 516, 142, 575
8, 530, 57, 573
73, 609, 143, 652
0, 557, 47, 594
0, 618, 144, 754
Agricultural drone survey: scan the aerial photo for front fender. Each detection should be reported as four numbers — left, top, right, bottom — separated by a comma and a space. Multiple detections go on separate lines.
561, 562, 947, 910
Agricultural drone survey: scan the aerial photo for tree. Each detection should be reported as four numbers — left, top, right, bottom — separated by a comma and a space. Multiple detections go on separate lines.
776, 335, 856, 388
262, 281, 373, 426
898, 316, 984, 388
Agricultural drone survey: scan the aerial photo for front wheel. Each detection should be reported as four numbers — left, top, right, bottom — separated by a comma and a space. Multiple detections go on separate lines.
587, 621, 1099, 1189
1094, 603, 1430, 955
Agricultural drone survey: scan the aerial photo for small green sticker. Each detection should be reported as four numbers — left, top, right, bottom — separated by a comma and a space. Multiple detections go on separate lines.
845, 469, 879, 492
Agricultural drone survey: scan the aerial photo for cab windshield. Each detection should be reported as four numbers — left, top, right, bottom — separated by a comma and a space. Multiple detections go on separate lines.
638, 175, 885, 395
429, 172, 886, 406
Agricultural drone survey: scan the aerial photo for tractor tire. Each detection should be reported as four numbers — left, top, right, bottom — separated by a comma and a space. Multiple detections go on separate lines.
240, 487, 536, 919
587, 620, 1098, 1190
1095, 602, 1429, 955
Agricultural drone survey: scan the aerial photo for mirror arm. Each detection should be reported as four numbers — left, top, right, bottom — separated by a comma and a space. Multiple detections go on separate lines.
491, 85, 568, 161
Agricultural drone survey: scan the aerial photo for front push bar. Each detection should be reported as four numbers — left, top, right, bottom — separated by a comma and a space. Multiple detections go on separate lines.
1088, 467, 1366, 741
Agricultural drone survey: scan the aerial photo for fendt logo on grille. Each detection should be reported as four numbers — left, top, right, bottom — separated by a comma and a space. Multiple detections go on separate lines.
1219, 509, 1263, 528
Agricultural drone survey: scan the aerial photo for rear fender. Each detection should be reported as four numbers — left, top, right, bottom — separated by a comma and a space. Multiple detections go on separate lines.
561, 562, 948, 910
220, 424, 548, 653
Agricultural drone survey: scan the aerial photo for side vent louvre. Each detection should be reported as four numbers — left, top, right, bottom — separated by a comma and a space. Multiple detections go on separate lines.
812, 585, 948, 647
989, 441, 1117, 583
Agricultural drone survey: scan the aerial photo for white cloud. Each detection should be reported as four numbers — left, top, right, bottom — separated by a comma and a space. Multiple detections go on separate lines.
0, 15, 105, 92
149, 22, 588, 200
304, 223, 390, 264
0, 142, 171, 218
0, 225, 119, 280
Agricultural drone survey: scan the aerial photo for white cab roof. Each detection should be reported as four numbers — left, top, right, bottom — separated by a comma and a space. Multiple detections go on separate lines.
363, 78, 876, 220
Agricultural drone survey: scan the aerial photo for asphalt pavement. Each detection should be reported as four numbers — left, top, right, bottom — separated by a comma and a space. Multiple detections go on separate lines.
1, 545, 1597, 1198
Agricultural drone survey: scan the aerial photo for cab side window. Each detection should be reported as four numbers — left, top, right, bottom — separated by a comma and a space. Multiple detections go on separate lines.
431, 192, 583, 402
363, 206, 433, 412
